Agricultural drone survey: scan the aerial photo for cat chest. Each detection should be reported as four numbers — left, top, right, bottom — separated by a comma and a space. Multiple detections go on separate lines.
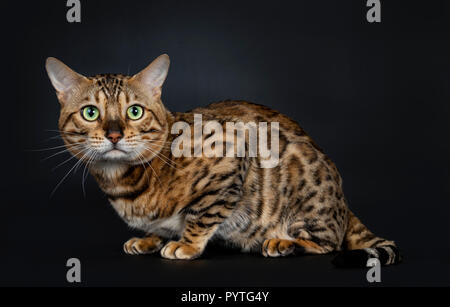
109, 199, 184, 235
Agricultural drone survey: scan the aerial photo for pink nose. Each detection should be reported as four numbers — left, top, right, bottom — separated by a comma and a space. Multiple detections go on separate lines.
107, 131, 123, 144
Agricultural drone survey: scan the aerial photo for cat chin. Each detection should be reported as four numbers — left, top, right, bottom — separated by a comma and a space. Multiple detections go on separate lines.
94, 154, 146, 166
102, 149, 129, 160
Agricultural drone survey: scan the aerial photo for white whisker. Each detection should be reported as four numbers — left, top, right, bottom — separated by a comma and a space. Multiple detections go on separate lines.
40, 144, 85, 161
50, 148, 92, 198
52, 147, 91, 171
135, 149, 162, 187
82, 149, 98, 197
139, 145, 185, 174
29, 142, 85, 152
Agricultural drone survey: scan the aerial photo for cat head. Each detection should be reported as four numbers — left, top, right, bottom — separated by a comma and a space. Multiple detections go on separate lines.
46, 54, 171, 166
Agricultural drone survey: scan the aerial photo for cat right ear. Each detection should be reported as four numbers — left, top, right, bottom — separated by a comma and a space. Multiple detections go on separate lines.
129, 54, 170, 99
45, 57, 89, 103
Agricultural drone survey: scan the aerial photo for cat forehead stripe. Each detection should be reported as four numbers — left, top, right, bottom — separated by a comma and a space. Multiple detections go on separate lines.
90, 74, 130, 98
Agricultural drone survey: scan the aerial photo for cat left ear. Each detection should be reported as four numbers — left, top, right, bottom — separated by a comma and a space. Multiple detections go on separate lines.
129, 54, 170, 98
45, 57, 89, 103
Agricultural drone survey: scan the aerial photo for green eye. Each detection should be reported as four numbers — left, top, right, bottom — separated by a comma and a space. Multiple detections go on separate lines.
82, 106, 100, 121
127, 105, 144, 120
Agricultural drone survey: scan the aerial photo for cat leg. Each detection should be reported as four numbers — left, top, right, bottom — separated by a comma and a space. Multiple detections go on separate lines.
160, 202, 235, 260
262, 238, 329, 257
261, 239, 296, 257
123, 234, 164, 255
262, 221, 338, 257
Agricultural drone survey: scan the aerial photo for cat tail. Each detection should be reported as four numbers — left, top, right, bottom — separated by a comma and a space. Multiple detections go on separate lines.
331, 210, 401, 267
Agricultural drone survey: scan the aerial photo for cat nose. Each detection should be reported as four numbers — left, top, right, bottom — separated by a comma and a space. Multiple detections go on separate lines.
106, 131, 123, 144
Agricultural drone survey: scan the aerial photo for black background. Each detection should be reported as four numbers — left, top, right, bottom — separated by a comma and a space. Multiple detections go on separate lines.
2, 0, 450, 286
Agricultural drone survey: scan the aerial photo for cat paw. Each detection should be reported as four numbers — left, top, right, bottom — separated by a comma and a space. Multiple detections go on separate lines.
160, 241, 202, 260
262, 239, 295, 257
123, 237, 163, 255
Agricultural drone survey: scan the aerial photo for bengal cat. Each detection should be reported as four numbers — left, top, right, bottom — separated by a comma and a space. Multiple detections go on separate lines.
45, 54, 400, 267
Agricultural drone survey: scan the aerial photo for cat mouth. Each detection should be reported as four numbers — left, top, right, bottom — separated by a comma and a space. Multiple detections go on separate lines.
103, 149, 128, 159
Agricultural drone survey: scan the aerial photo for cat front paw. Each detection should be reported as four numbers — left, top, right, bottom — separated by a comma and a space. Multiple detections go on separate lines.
160, 241, 202, 260
123, 236, 163, 255
262, 238, 295, 257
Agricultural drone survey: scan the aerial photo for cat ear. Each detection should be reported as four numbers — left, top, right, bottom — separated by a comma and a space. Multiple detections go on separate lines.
130, 54, 170, 98
45, 57, 89, 102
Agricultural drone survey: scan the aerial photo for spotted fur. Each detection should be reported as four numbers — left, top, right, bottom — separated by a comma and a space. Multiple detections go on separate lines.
46, 55, 401, 266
